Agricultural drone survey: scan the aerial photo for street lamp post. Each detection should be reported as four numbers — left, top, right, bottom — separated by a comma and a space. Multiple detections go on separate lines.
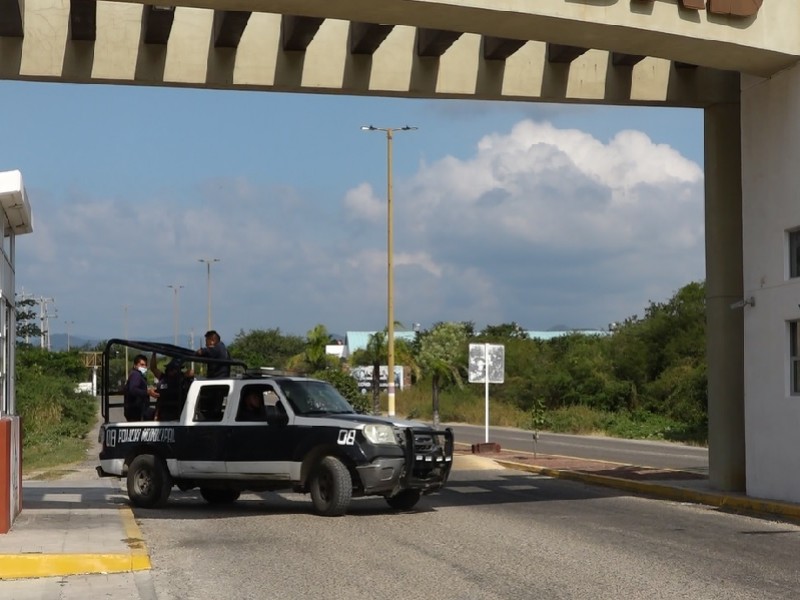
198, 258, 220, 331
167, 284, 184, 345
361, 124, 418, 417
64, 320, 74, 351
123, 305, 129, 368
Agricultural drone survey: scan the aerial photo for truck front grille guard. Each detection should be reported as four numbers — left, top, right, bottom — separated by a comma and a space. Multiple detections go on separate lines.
398, 427, 454, 488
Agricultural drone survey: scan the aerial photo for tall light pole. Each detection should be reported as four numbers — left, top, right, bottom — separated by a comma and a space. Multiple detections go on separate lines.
361, 125, 418, 417
167, 284, 184, 345
123, 304, 129, 367
198, 258, 220, 331
64, 320, 74, 351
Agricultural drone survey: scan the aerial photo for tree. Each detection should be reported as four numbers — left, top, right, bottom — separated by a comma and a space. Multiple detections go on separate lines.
16, 297, 42, 342
479, 322, 528, 339
416, 322, 468, 427
361, 331, 387, 415
228, 328, 305, 370
304, 324, 333, 372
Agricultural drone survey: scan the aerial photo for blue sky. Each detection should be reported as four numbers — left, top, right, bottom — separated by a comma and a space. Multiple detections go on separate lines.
1, 80, 705, 343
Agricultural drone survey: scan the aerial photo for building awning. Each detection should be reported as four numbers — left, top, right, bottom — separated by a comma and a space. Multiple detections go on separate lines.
0, 170, 33, 235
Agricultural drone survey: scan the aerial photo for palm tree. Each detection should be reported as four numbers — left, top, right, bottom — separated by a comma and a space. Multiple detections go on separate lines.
304, 324, 331, 372
416, 322, 468, 427
363, 331, 387, 415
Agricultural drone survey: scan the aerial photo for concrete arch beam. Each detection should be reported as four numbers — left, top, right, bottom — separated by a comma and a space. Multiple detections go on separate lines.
98, 0, 798, 77
1, 0, 740, 107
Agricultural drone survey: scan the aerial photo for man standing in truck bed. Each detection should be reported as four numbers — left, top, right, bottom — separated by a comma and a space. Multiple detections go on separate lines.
196, 330, 230, 378
124, 354, 158, 421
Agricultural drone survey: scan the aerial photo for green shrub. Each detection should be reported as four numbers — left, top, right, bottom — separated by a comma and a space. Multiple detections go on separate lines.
17, 374, 94, 434
604, 410, 684, 440
545, 405, 610, 434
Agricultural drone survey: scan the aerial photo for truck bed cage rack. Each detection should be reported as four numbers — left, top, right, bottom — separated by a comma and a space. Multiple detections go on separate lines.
101, 338, 249, 423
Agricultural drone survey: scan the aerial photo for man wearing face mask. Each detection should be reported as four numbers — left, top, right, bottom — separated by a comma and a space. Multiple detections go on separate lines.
123, 354, 159, 422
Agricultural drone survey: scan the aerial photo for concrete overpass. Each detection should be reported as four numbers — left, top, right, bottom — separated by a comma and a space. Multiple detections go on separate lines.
2, 0, 800, 504
1, 0, 782, 106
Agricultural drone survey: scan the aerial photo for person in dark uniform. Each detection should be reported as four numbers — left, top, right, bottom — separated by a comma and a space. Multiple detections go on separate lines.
124, 354, 158, 422
238, 391, 267, 422
196, 330, 231, 378
150, 354, 194, 421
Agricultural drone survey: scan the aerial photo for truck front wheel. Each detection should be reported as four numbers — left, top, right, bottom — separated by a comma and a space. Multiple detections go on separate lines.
127, 454, 171, 508
309, 456, 352, 516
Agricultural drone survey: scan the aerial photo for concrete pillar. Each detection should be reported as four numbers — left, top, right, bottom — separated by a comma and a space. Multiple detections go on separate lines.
704, 102, 746, 492
0, 417, 22, 533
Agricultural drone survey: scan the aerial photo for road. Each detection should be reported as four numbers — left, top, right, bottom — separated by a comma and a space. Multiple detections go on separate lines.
138, 464, 798, 600
447, 423, 708, 473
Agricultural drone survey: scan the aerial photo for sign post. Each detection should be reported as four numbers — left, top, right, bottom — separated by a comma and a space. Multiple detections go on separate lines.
468, 343, 505, 443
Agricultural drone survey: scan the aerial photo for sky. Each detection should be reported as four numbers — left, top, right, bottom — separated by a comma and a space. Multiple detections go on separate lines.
0, 79, 705, 344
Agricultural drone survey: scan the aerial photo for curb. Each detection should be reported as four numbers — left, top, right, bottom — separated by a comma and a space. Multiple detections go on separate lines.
495, 459, 800, 522
0, 506, 151, 580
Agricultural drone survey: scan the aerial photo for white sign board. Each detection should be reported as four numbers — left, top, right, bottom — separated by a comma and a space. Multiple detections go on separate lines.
468, 343, 505, 384
468, 343, 505, 443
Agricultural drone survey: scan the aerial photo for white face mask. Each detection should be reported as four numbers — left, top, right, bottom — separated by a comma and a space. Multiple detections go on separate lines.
137, 366, 148, 375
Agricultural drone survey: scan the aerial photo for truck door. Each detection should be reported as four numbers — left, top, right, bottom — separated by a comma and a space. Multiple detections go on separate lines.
224, 384, 294, 480
175, 384, 230, 476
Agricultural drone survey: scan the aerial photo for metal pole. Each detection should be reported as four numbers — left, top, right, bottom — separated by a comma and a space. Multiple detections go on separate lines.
362, 125, 417, 417
123, 304, 129, 368
484, 343, 490, 443
206, 262, 211, 330
65, 320, 73, 351
386, 129, 395, 417
168, 285, 183, 345
198, 258, 220, 330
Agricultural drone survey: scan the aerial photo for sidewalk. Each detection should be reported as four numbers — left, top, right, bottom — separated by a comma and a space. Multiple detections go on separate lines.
0, 402, 157, 600
0, 469, 155, 599
456, 442, 800, 522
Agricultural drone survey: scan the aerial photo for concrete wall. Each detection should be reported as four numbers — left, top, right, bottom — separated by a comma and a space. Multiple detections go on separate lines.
741, 65, 800, 501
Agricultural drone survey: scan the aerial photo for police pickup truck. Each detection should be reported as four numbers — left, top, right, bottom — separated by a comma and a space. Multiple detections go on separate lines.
98, 339, 454, 516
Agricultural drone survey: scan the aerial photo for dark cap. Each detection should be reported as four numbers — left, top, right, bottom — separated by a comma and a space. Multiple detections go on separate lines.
165, 358, 183, 372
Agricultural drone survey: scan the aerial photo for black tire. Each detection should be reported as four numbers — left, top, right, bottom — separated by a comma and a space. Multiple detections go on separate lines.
200, 488, 241, 504
309, 456, 352, 516
385, 489, 421, 511
127, 454, 171, 508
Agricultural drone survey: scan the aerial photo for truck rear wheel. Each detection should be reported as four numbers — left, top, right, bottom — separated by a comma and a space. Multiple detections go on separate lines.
385, 489, 421, 511
200, 488, 241, 504
127, 454, 171, 508
309, 456, 352, 516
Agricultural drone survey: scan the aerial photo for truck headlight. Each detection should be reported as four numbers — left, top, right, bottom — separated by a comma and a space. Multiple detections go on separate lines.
363, 424, 398, 445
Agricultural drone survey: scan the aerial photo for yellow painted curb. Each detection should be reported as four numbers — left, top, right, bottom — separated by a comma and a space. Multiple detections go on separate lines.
0, 506, 151, 580
495, 459, 800, 521
0, 553, 150, 580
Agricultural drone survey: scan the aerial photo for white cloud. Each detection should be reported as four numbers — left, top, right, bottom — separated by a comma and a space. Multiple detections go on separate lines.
344, 182, 383, 223
15, 118, 704, 341
384, 119, 705, 330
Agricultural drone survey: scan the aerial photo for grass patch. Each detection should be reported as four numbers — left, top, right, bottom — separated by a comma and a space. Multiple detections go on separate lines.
394, 386, 707, 445
22, 435, 93, 475
15, 348, 99, 474
545, 405, 611, 435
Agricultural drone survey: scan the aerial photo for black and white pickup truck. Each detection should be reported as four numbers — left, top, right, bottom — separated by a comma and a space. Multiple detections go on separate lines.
98, 339, 454, 516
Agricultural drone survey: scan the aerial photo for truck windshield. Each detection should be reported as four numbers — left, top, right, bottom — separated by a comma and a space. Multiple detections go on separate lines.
279, 380, 356, 415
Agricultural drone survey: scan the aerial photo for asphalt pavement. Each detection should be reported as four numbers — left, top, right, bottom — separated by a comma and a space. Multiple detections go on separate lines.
3, 430, 800, 598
